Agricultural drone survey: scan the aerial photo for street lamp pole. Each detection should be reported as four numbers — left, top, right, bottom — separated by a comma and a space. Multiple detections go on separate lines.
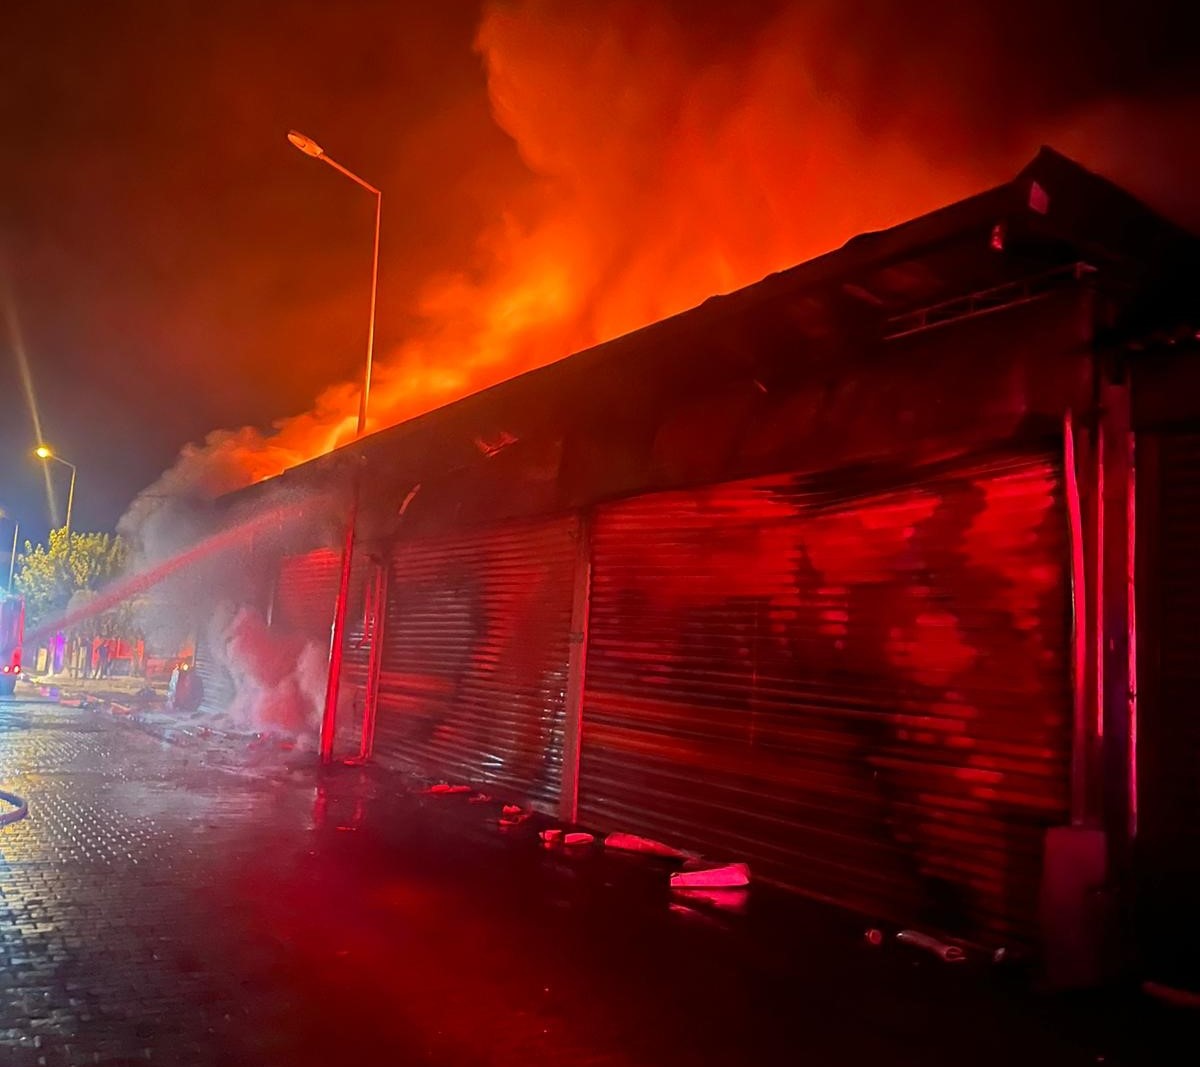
8, 522, 18, 592
0, 510, 19, 592
287, 130, 381, 765
35, 447, 77, 539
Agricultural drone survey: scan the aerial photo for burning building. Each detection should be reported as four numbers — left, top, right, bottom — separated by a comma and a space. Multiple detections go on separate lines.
192, 148, 1199, 980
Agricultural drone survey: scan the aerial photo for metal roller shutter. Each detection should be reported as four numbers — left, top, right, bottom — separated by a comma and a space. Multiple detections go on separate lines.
272, 549, 341, 640
335, 554, 382, 756
579, 450, 1069, 945
374, 515, 580, 809
193, 630, 235, 715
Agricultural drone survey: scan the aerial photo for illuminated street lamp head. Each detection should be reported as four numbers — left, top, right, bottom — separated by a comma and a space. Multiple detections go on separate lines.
287, 130, 324, 158
34, 446, 52, 460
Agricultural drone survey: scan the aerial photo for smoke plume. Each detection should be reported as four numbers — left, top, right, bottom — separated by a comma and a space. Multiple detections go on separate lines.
130, 0, 1200, 513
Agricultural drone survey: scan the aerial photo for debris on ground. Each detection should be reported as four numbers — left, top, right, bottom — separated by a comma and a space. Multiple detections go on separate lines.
427, 783, 472, 795
468, 793, 494, 803
540, 828, 564, 844
895, 929, 967, 963
498, 803, 533, 828
669, 862, 751, 889
563, 832, 594, 846
603, 831, 686, 857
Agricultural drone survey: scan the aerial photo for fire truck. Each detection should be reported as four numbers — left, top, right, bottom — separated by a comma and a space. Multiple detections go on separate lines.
0, 594, 24, 696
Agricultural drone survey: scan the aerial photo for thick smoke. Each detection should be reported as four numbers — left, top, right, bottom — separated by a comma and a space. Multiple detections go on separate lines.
127, 1, 1199, 521
204, 605, 327, 739
126, 1, 1200, 537
117, 480, 339, 742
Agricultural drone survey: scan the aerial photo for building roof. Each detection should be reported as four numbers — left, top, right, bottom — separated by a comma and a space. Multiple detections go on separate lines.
227, 146, 1199, 516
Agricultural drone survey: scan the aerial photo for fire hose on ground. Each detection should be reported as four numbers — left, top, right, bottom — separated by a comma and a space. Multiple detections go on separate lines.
0, 789, 28, 828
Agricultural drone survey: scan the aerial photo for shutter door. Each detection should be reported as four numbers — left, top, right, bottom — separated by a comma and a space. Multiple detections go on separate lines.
272, 549, 341, 640
374, 516, 579, 809
1139, 433, 1200, 980
194, 628, 235, 715
335, 553, 380, 756
579, 451, 1069, 945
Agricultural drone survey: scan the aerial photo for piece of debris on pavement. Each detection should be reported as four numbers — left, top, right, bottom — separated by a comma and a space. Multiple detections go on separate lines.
895, 929, 967, 963
498, 805, 533, 828
563, 832, 594, 847
669, 861, 751, 889
603, 831, 686, 857
427, 783, 472, 795
539, 828, 564, 844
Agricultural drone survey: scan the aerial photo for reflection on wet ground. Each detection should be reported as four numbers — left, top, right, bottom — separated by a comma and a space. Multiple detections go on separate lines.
0, 701, 1185, 1065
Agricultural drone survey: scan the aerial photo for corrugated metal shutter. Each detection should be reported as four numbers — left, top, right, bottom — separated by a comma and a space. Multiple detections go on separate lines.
193, 629, 235, 715
272, 549, 341, 640
335, 553, 380, 756
579, 450, 1069, 945
1139, 433, 1200, 979
374, 515, 580, 809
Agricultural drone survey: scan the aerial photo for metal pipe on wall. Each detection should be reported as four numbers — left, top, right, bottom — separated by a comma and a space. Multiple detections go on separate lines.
1064, 409, 1089, 827
559, 514, 593, 824
1126, 431, 1139, 840
357, 559, 388, 761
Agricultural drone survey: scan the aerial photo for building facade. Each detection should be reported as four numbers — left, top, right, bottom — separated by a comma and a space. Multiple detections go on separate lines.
198, 149, 1200, 979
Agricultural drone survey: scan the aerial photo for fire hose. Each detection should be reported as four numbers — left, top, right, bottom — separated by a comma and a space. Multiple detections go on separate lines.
0, 789, 28, 828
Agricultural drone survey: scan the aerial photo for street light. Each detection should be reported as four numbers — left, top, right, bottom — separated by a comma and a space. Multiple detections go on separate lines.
286, 129, 380, 435
35, 445, 77, 538
287, 129, 382, 765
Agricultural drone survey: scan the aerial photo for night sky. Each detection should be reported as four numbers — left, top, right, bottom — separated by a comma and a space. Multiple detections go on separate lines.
1, 0, 1195, 546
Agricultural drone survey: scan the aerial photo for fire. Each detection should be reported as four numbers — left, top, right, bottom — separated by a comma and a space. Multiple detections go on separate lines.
132, 1, 1198, 511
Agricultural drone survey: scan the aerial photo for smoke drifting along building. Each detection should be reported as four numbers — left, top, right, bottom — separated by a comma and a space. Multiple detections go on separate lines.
199, 148, 1200, 981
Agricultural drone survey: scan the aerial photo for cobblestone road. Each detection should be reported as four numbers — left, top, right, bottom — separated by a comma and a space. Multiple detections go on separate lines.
0, 699, 1189, 1065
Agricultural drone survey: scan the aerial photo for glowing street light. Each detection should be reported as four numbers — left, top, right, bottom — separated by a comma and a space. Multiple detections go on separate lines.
287, 129, 382, 765
286, 129, 380, 434
34, 445, 77, 538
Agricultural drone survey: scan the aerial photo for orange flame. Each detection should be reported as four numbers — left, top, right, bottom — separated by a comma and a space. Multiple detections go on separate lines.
133, 1, 1200, 512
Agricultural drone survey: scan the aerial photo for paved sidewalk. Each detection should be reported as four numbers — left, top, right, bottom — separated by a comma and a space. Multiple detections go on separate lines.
0, 698, 1191, 1065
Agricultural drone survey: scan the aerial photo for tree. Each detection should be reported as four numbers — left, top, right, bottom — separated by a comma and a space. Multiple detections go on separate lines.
15, 528, 130, 636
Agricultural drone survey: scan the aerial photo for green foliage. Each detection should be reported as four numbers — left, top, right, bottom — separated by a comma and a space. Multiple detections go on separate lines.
15, 528, 134, 637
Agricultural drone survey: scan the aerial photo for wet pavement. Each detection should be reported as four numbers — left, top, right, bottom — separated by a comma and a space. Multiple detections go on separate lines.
0, 697, 1193, 1066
